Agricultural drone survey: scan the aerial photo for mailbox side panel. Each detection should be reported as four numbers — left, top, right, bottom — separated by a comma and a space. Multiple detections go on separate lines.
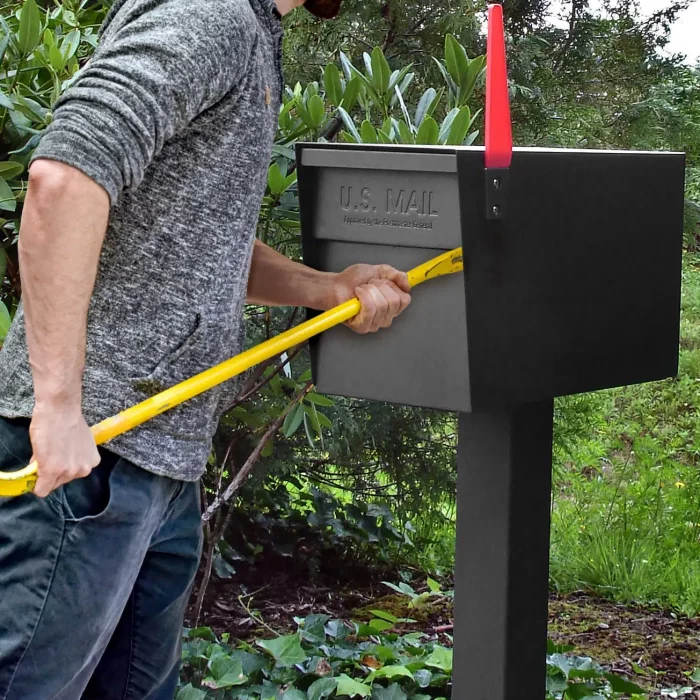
298, 145, 472, 412
459, 149, 685, 407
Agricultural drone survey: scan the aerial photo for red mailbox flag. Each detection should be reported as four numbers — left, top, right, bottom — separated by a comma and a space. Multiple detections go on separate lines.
485, 3, 512, 169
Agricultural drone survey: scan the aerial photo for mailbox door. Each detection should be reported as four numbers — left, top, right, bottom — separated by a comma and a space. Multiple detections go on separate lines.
298, 147, 473, 412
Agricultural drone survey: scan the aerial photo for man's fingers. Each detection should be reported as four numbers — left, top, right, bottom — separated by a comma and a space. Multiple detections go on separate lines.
376, 264, 411, 294
33, 465, 59, 498
349, 285, 377, 333
368, 279, 402, 328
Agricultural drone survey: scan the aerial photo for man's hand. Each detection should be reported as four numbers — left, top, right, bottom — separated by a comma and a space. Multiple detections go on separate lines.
30, 404, 100, 498
246, 241, 411, 333
333, 263, 411, 334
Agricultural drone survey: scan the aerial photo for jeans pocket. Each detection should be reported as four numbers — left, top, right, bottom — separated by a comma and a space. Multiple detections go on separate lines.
0, 417, 33, 471
53, 449, 120, 523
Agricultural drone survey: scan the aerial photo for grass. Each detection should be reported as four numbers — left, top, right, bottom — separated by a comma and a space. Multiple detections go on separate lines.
548, 253, 700, 616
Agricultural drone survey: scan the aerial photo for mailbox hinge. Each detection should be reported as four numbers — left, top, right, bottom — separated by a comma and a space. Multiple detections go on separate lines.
484, 3, 512, 221
485, 167, 509, 220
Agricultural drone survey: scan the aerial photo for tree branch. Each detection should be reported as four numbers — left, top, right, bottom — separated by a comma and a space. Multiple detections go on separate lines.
202, 382, 312, 523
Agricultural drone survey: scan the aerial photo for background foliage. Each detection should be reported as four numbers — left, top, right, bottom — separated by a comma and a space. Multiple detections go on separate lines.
2, 0, 700, 696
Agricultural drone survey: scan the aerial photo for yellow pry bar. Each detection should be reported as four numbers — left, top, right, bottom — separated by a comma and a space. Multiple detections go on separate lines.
0, 247, 463, 498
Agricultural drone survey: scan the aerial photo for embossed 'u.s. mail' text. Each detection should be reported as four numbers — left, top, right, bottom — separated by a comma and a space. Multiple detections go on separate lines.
340, 186, 438, 229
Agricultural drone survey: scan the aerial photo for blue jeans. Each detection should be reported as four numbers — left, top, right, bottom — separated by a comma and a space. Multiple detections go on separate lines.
0, 417, 203, 700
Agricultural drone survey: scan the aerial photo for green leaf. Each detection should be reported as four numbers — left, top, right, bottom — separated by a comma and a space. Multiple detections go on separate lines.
339, 50, 354, 80
341, 77, 362, 112
394, 86, 412, 131
370, 610, 399, 623
0, 162, 23, 179
257, 634, 307, 667
49, 43, 65, 71
18, 0, 42, 55
432, 57, 457, 98
308, 94, 326, 128
603, 673, 644, 694
445, 34, 469, 89
295, 99, 316, 130
302, 412, 315, 448
209, 656, 247, 687
415, 116, 439, 145
362, 51, 374, 79
60, 29, 80, 62
186, 626, 218, 641
308, 677, 338, 700
366, 665, 414, 683
314, 410, 333, 429
324, 63, 343, 106
0, 177, 16, 213
414, 88, 437, 128
175, 685, 206, 700
336, 674, 372, 698
306, 392, 334, 407
397, 120, 414, 144
282, 403, 305, 438
564, 684, 604, 700
282, 689, 307, 700
360, 120, 378, 143
368, 618, 394, 632
459, 54, 486, 106
304, 403, 322, 434
371, 47, 392, 93
446, 107, 473, 145
0, 301, 11, 342
350, 67, 383, 109
268, 163, 286, 195
372, 684, 408, 700
438, 108, 460, 144
426, 577, 441, 593
691, 668, 700, 683
424, 646, 452, 672
337, 106, 361, 143
464, 130, 479, 146
0, 90, 13, 111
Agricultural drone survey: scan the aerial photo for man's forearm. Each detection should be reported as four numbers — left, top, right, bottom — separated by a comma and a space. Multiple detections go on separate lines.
246, 240, 338, 310
19, 160, 110, 410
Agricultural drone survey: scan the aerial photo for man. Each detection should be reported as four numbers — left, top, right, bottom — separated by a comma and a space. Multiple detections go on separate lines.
0, 0, 411, 696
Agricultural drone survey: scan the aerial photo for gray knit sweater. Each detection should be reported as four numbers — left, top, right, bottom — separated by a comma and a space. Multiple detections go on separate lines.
0, 0, 283, 480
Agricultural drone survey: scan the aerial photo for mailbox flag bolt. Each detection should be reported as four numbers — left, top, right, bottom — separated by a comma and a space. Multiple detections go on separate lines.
493, 178, 501, 189
492, 205, 500, 216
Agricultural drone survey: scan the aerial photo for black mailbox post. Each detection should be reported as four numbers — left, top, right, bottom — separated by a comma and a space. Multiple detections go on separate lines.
296, 7, 685, 699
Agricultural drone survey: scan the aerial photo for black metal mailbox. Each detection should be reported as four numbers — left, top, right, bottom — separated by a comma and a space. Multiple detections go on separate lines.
296, 8, 685, 700
297, 140, 685, 700
298, 143, 685, 412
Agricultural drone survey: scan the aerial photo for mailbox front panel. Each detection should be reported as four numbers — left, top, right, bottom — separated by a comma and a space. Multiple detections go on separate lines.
298, 148, 471, 411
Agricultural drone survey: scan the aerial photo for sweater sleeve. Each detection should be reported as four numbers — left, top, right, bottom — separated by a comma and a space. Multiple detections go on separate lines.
30, 0, 256, 205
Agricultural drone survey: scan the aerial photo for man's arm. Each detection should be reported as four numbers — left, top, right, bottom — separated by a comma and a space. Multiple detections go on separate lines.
247, 240, 412, 334
20, 160, 109, 497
